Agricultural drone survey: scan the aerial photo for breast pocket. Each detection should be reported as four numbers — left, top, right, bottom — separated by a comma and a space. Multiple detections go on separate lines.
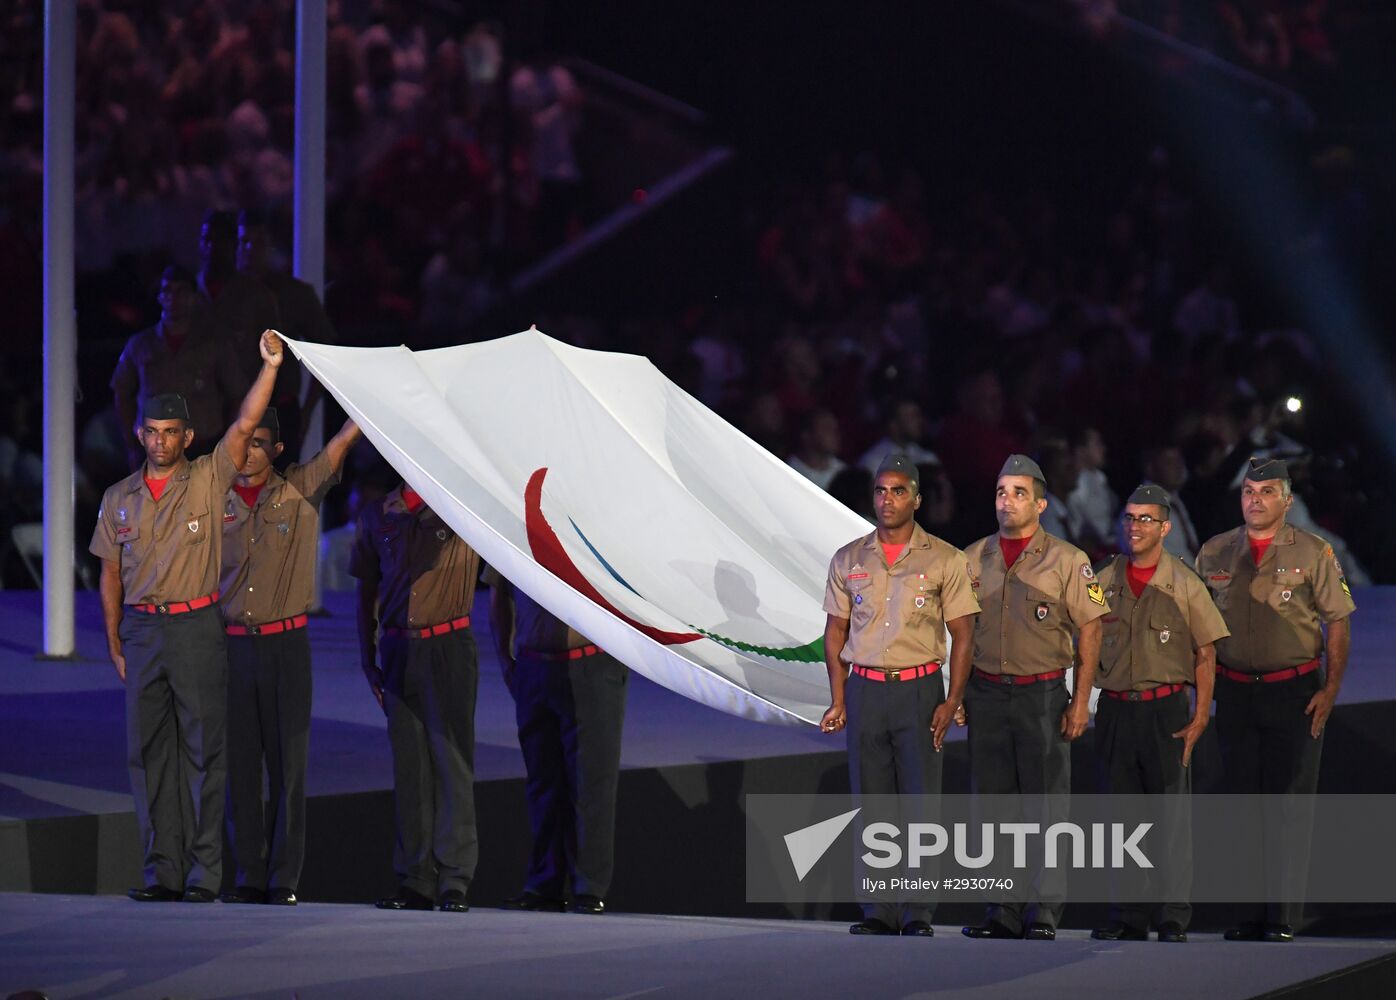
849, 578, 873, 625
1268, 571, 1308, 614
1025, 596, 1058, 627
1204, 575, 1232, 611
1149, 609, 1182, 653
183, 508, 210, 545
115, 523, 143, 558
909, 584, 941, 622
262, 509, 294, 549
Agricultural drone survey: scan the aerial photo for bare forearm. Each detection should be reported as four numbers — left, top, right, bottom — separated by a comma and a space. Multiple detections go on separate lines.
824, 618, 850, 706
1192, 643, 1216, 721
99, 564, 124, 649
488, 587, 515, 666
944, 616, 974, 708
356, 583, 380, 668
1324, 618, 1351, 693
1074, 619, 1102, 697
324, 419, 361, 474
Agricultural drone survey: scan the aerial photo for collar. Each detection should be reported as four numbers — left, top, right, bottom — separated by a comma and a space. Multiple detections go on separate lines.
230, 468, 285, 507
128, 458, 191, 494
1125, 551, 1178, 595
383, 485, 430, 517
859, 522, 933, 552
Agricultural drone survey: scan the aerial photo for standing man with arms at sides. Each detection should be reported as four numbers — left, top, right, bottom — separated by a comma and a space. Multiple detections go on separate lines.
487, 571, 628, 915
218, 409, 362, 905
1195, 457, 1355, 943
821, 454, 980, 937
1091, 485, 1228, 944
90, 331, 284, 903
960, 454, 1109, 941
351, 481, 483, 914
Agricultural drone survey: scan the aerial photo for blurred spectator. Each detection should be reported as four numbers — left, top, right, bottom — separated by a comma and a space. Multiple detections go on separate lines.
828, 465, 874, 523
1140, 444, 1200, 563
857, 399, 939, 475
1066, 425, 1118, 552
937, 369, 1026, 509
196, 209, 279, 385
1174, 262, 1240, 347
510, 53, 584, 249
1038, 438, 1085, 547
788, 409, 846, 491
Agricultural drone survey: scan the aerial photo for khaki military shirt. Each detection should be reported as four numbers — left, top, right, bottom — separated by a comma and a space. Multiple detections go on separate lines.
482, 567, 590, 654
1095, 553, 1230, 692
349, 487, 480, 630
823, 523, 980, 670
219, 451, 340, 626
963, 530, 1110, 676
1195, 523, 1355, 672
89, 439, 240, 605
111, 324, 246, 438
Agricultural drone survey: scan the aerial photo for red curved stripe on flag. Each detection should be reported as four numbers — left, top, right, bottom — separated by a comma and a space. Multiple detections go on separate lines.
524, 467, 701, 645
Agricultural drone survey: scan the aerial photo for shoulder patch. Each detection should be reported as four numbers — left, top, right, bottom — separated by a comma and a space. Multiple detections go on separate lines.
1081, 564, 1095, 580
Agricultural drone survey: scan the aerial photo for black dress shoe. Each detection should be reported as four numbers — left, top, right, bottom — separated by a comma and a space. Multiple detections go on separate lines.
1224, 922, 1264, 941
901, 920, 934, 937
266, 888, 297, 906
1091, 922, 1147, 942
219, 886, 267, 904
375, 887, 434, 911
1157, 922, 1188, 943
569, 895, 606, 915
501, 891, 566, 913
962, 920, 1018, 939
127, 885, 182, 902
182, 886, 218, 903
1262, 923, 1294, 943
1024, 923, 1056, 941
438, 889, 470, 913
850, 918, 898, 936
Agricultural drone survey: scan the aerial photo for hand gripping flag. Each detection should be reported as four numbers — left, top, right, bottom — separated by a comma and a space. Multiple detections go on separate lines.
286, 330, 873, 726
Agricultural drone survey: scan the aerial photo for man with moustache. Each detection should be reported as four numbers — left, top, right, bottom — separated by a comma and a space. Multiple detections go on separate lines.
218, 409, 361, 905
961, 454, 1109, 941
1091, 485, 1228, 944
90, 331, 284, 903
1196, 457, 1355, 942
821, 454, 980, 937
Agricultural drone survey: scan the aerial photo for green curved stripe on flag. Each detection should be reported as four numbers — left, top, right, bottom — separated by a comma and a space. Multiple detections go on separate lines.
694, 629, 825, 663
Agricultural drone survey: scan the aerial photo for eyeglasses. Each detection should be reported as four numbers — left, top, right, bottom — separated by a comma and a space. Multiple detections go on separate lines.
1120, 513, 1167, 525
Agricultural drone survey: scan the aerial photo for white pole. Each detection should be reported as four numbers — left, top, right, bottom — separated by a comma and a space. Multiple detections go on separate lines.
294, 0, 329, 611
42, 0, 76, 659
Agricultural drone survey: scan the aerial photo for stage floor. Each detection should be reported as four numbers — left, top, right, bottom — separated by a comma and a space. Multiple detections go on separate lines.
2, 587, 1394, 822
1, 892, 1393, 1000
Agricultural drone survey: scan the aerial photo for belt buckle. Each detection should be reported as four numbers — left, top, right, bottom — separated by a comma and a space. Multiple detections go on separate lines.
1000, 674, 1014, 686
886, 668, 901, 682
156, 604, 169, 614
1127, 691, 1141, 701
248, 624, 261, 635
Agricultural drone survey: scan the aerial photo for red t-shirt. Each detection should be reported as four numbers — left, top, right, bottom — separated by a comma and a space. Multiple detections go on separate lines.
1000, 533, 1034, 568
232, 482, 265, 510
402, 487, 425, 514
1249, 536, 1274, 566
144, 475, 170, 501
882, 543, 905, 567
1126, 560, 1158, 598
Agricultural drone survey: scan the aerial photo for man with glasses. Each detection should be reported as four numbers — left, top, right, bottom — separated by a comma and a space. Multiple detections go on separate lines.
1091, 485, 1228, 943
1196, 457, 1355, 942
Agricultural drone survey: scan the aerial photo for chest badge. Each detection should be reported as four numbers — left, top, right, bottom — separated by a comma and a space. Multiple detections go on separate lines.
278, 522, 290, 535
1159, 629, 1171, 644
1035, 602, 1049, 621
1105, 588, 1115, 599
854, 594, 863, 605
118, 508, 127, 521
436, 528, 448, 541
187, 519, 199, 533
915, 596, 926, 608
1282, 589, 1292, 602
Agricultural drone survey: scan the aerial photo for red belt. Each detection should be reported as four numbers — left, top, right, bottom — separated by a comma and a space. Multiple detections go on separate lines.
1103, 682, 1187, 702
226, 614, 309, 637
851, 662, 941, 682
131, 592, 219, 615
384, 615, 472, 639
974, 667, 1068, 686
524, 644, 604, 662
1217, 659, 1320, 684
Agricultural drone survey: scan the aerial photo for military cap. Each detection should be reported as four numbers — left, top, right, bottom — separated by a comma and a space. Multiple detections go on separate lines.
1245, 456, 1289, 482
1126, 483, 1172, 515
139, 393, 190, 422
874, 453, 920, 493
999, 453, 1045, 482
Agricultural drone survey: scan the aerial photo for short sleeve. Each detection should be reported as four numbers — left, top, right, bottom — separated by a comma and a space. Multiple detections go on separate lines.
89, 499, 120, 561
1063, 551, 1111, 627
286, 451, 340, 505
940, 551, 981, 622
348, 510, 380, 582
1184, 574, 1230, 648
1312, 542, 1357, 623
822, 554, 851, 619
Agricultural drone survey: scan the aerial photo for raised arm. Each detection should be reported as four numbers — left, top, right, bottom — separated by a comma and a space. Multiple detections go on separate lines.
323, 418, 362, 476
222, 330, 285, 470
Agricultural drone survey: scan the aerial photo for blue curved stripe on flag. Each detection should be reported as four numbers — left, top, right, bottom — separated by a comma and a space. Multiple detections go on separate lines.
570, 518, 643, 598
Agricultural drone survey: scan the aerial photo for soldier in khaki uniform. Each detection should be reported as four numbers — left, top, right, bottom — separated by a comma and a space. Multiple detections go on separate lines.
1090, 484, 1229, 944
351, 483, 483, 914
90, 331, 284, 903
487, 569, 628, 915
822, 454, 980, 937
961, 454, 1109, 941
1196, 457, 1355, 942
218, 409, 361, 905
